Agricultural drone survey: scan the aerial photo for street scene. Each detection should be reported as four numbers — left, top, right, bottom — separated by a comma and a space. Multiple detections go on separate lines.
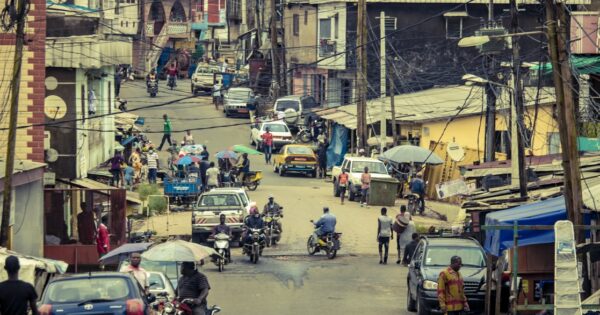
1, 0, 600, 314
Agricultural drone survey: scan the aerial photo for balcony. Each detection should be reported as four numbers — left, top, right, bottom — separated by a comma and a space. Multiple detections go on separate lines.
319, 39, 336, 57
46, 35, 132, 68
167, 22, 190, 38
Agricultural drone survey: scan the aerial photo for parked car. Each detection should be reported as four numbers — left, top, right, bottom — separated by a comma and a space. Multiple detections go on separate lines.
250, 120, 293, 150
209, 187, 251, 209
38, 272, 153, 315
223, 87, 254, 117
191, 63, 219, 94
406, 236, 486, 315
192, 190, 248, 244
331, 156, 392, 201
272, 95, 320, 129
273, 144, 318, 177
148, 271, 176, 301
119, 259, 180, 290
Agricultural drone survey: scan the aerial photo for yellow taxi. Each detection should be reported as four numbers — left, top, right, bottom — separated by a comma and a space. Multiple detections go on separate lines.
273, 144, 318, 177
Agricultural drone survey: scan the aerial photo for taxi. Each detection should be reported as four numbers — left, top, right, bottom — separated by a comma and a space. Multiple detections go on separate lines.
273, 144, 318, 177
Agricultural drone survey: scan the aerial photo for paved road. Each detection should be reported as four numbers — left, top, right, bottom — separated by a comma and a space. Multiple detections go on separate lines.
120, 81, 432, 314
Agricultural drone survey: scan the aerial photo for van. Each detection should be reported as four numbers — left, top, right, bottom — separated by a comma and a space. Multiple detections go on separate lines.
272, 95, 320, 128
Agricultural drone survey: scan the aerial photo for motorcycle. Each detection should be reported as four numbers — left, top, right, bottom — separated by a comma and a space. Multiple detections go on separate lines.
243, 228, 265, 264
264, 211, 283, 247
148, 79, 158, 97
116, 98, 128, 111
160, 298, 221, 315
295, 126, 312, 143
307, 221, 342, 259
407, 193, 424, 215
167, 75, 176, 90
213, 233, 230, 272
231, 168, 262, 191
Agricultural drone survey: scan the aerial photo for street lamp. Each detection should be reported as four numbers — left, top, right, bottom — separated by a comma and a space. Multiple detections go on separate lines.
457, 31, 544, 48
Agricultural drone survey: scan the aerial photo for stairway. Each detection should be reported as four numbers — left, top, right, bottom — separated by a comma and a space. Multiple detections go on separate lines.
554, 220, 583, 315
146, 23, 170, 71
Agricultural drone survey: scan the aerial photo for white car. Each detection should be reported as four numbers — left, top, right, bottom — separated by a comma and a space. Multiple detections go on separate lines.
272, 95, 320, 129
331, 156, 392, 201
223, 87, 254, 117
250, 120, 293, 150
210, 187, 251, 210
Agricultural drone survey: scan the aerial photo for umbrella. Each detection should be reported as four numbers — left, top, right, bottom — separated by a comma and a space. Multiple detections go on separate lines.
379, 145, 444, 165
180, 145, 205, 155
231, 144, 263, 155
141, 240, 218, 262
99, 243, 153, 265
175, 155, 201, 165
215, 150, 238, 159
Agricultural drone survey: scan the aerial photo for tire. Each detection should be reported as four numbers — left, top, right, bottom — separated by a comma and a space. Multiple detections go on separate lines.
408, 201, 416, 216
247, 182, 258, 191
307, 236, 317, 255
279, 169, 286, 177
327, 248, 337, 259
311, 171, 317, 178
300, 132, 312, 143
218, 260, 224, 272
333, 181, 340, 197
348, 187, 356, 201
416, 290, 429, 315
150, 92, 156, 97
407, 284, 417, 311
225, 110, 230, 117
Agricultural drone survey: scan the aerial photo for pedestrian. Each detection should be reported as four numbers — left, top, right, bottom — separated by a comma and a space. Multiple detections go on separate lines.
377, 207, 393, 264
200, 145, 209, 161
108, 150, 124, 187
213, 83, 221, 107
338, 169, 349, 204
88, 87, 96, 115
0, 256, 39, 315
158, 114, 172, 151
96, 216, 110, 258
397, 205, 416, 264
124, 163, 134, 191
166, 63, 178, 87
236, 153, 250, 182
146, 149, 159, 184
206, 161, 220, 189
129, 148, 142, 184
115, 69, 122, 98
318, 143, 328, 178
177, 262, 211, 315
120, 252, 149, 295
183, 130, 195, 145
221, 58, 229, 72
247, 93, 258, 124
261, 127, 273, 164
360, 166, 371, 207
77, 202, 96, 245
200, 159, 210, 190
402, 233, 419, 265
437, 256, 470, 315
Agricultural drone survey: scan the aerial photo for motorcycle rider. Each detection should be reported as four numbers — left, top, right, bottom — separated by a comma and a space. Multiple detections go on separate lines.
210, 214, 231, 262
311, 207, 337, 246
243, 207, 265, 251
262, 195, 283, 232
146, 69, 158, 88
409, 173, 426, 213
166, 63, 178, 87
177, 262, 210, 315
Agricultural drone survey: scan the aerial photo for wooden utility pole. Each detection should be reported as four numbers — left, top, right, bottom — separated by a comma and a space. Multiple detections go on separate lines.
1, 0, 28, 248
510, 0, 527, 198
388, 62, 397, 144
270, 0, 282, 98
545, 0, 584, 240
356, 0, 368, 150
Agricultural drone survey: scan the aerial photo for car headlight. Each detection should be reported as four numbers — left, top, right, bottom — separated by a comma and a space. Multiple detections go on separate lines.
422, 280, 438, 290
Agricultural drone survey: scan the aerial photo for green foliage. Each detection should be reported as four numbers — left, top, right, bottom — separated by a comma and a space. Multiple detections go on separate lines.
138, 184, 160, 201
148, 196, 168, 214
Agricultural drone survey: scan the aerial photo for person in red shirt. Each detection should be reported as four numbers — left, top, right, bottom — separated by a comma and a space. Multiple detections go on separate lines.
96, 216, 110, 258
166, 63, 178, 87
338, 169, 349, 204
261, 127, 274, 164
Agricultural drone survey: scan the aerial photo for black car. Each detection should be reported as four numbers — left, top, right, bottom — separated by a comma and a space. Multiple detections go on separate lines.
407, 236, 486, 315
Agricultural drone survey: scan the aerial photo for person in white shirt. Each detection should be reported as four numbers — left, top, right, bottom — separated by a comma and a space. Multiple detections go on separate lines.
120, 252, 149, 295
146, 149, 159, 184
377, 207, 393, 264
206, 162, 220, 189
183, 130, 195, 145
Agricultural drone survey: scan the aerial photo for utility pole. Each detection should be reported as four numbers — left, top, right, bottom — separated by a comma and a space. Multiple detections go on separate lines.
356, 0, 368, 150
389, 63, 397, 144
1, 0, 28, 248
484, 0, 497, 162
270, 0, 281, 98
379, 11, 386, 153
510, 0, 527, 197
546, 0, 584, 241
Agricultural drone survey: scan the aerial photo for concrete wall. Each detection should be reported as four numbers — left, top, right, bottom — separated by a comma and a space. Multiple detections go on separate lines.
284, 4, 317, 65
316, 2, 346, 70
11, 180, 44, 256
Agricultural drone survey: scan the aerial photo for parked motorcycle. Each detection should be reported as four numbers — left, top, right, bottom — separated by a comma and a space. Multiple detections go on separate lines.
264, 211, 282, 247
307, 221, 342, 259
243, 228, 265, 264
148, 79, 158, 97
160, 298, 221, 315
167, 75, 176, 90
295, 126, 313, 143
213, 233, 230, 272
407, 193, 424, 215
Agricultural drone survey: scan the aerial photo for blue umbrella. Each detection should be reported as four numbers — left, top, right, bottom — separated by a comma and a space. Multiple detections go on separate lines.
215, 150, 238, 159
175, 155, 201, 166
99, 242, 153, 264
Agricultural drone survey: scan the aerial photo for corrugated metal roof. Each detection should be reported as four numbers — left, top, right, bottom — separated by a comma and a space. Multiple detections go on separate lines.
310, 0, 588, 4
316, 85, 555, 129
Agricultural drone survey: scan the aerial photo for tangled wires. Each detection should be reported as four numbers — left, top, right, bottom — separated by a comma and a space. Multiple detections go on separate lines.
0, 0, 30, 32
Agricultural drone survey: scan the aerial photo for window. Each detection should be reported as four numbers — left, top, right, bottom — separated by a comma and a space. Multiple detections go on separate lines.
494, 130, 510, 154
334, 15, 338, 39
384, 17, 396, 32
293, 14, 299, 36
287, 146, 313, 155
443, 12, 467, 39
319, 18, 331, 39
304, 10, 307, 25
424, 246, 485, 267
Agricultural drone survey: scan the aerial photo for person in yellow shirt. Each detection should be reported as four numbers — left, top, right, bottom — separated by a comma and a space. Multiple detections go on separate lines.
437, 256, 469, 315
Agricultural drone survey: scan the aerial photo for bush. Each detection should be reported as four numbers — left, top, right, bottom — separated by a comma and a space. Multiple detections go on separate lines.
148, 196, 168, 214
138, 183, 160, 201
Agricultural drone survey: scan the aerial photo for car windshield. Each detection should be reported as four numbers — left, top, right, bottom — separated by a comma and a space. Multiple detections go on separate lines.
121, 260, 179, 288
287, 146, 313, 155
424, 246, 486, 267
264, 124, 289, 133
45, 277, 130, 303
350, 161, 388, 174
237, 193, 249, 206
198, 194, 241, 207
195, 67, 216, 75
227, 90, 251, 100
301, 96, 318, 109
275, 100, 300, 112
149, 273, 166, 290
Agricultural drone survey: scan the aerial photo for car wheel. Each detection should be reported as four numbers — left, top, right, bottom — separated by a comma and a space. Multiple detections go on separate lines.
333, 180, 340, 197
225, 110, 230, 117
416, 290, 429, 315
407, 282, 417, 311
279, 169, 286, 177
273, 163, 279, 173
311, 170, 317, 178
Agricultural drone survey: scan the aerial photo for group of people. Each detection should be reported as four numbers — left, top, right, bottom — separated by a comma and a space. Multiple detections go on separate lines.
376, 205, 418, 265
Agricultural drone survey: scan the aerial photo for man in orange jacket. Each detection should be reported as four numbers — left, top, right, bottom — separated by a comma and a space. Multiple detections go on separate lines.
437, 256, 469, 315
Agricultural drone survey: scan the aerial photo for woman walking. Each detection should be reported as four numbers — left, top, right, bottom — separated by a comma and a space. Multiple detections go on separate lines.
377, 207, 393, 264
397, 205, 416, 264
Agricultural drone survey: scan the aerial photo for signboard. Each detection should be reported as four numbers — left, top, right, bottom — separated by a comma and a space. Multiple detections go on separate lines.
435, 178, 469, 199
43, 172, 56, 186
446, 142, 465, 162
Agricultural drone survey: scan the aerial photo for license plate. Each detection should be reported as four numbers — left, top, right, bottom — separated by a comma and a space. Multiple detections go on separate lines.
238, 109, 248, 113
295, 158, 307, 161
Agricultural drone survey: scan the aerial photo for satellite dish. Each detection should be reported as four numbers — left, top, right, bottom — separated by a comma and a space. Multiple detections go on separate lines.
45, 148, 59, 163
447, 142, 465, 162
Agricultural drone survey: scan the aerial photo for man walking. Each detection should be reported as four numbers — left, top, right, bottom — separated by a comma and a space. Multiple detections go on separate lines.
96, 216, 110, 258
317, 143, 328, 178
146, 149, 159, 184
438, 256, 469, 315
0, 256, 39, 315
261, 127, 273, 164
206, 162, 220, 190
120, 252, 149, 294
377, 207, 393, 264
158, 114, 172, 151
402, 233, 419, 265
360, 167, 371, 207
397, 205, 416, 264
177, 262, 211, 315
338, 169, 349, 204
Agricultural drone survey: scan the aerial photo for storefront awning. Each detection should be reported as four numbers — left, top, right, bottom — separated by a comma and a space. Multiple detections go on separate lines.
531, 55, 600, 75
68, 178, 142, 204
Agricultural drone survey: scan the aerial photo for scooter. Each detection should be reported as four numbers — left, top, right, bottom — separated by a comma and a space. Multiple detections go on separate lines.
264, 211, 283, 247
231, 168, 262, 191
307, 221, 342, 259
295, 126, 312, 143
160, 298, 221, 315
148, 79, 158, 97
213, 233, 230, 272
243, 228, 265, 264
407, 193, 424, 216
